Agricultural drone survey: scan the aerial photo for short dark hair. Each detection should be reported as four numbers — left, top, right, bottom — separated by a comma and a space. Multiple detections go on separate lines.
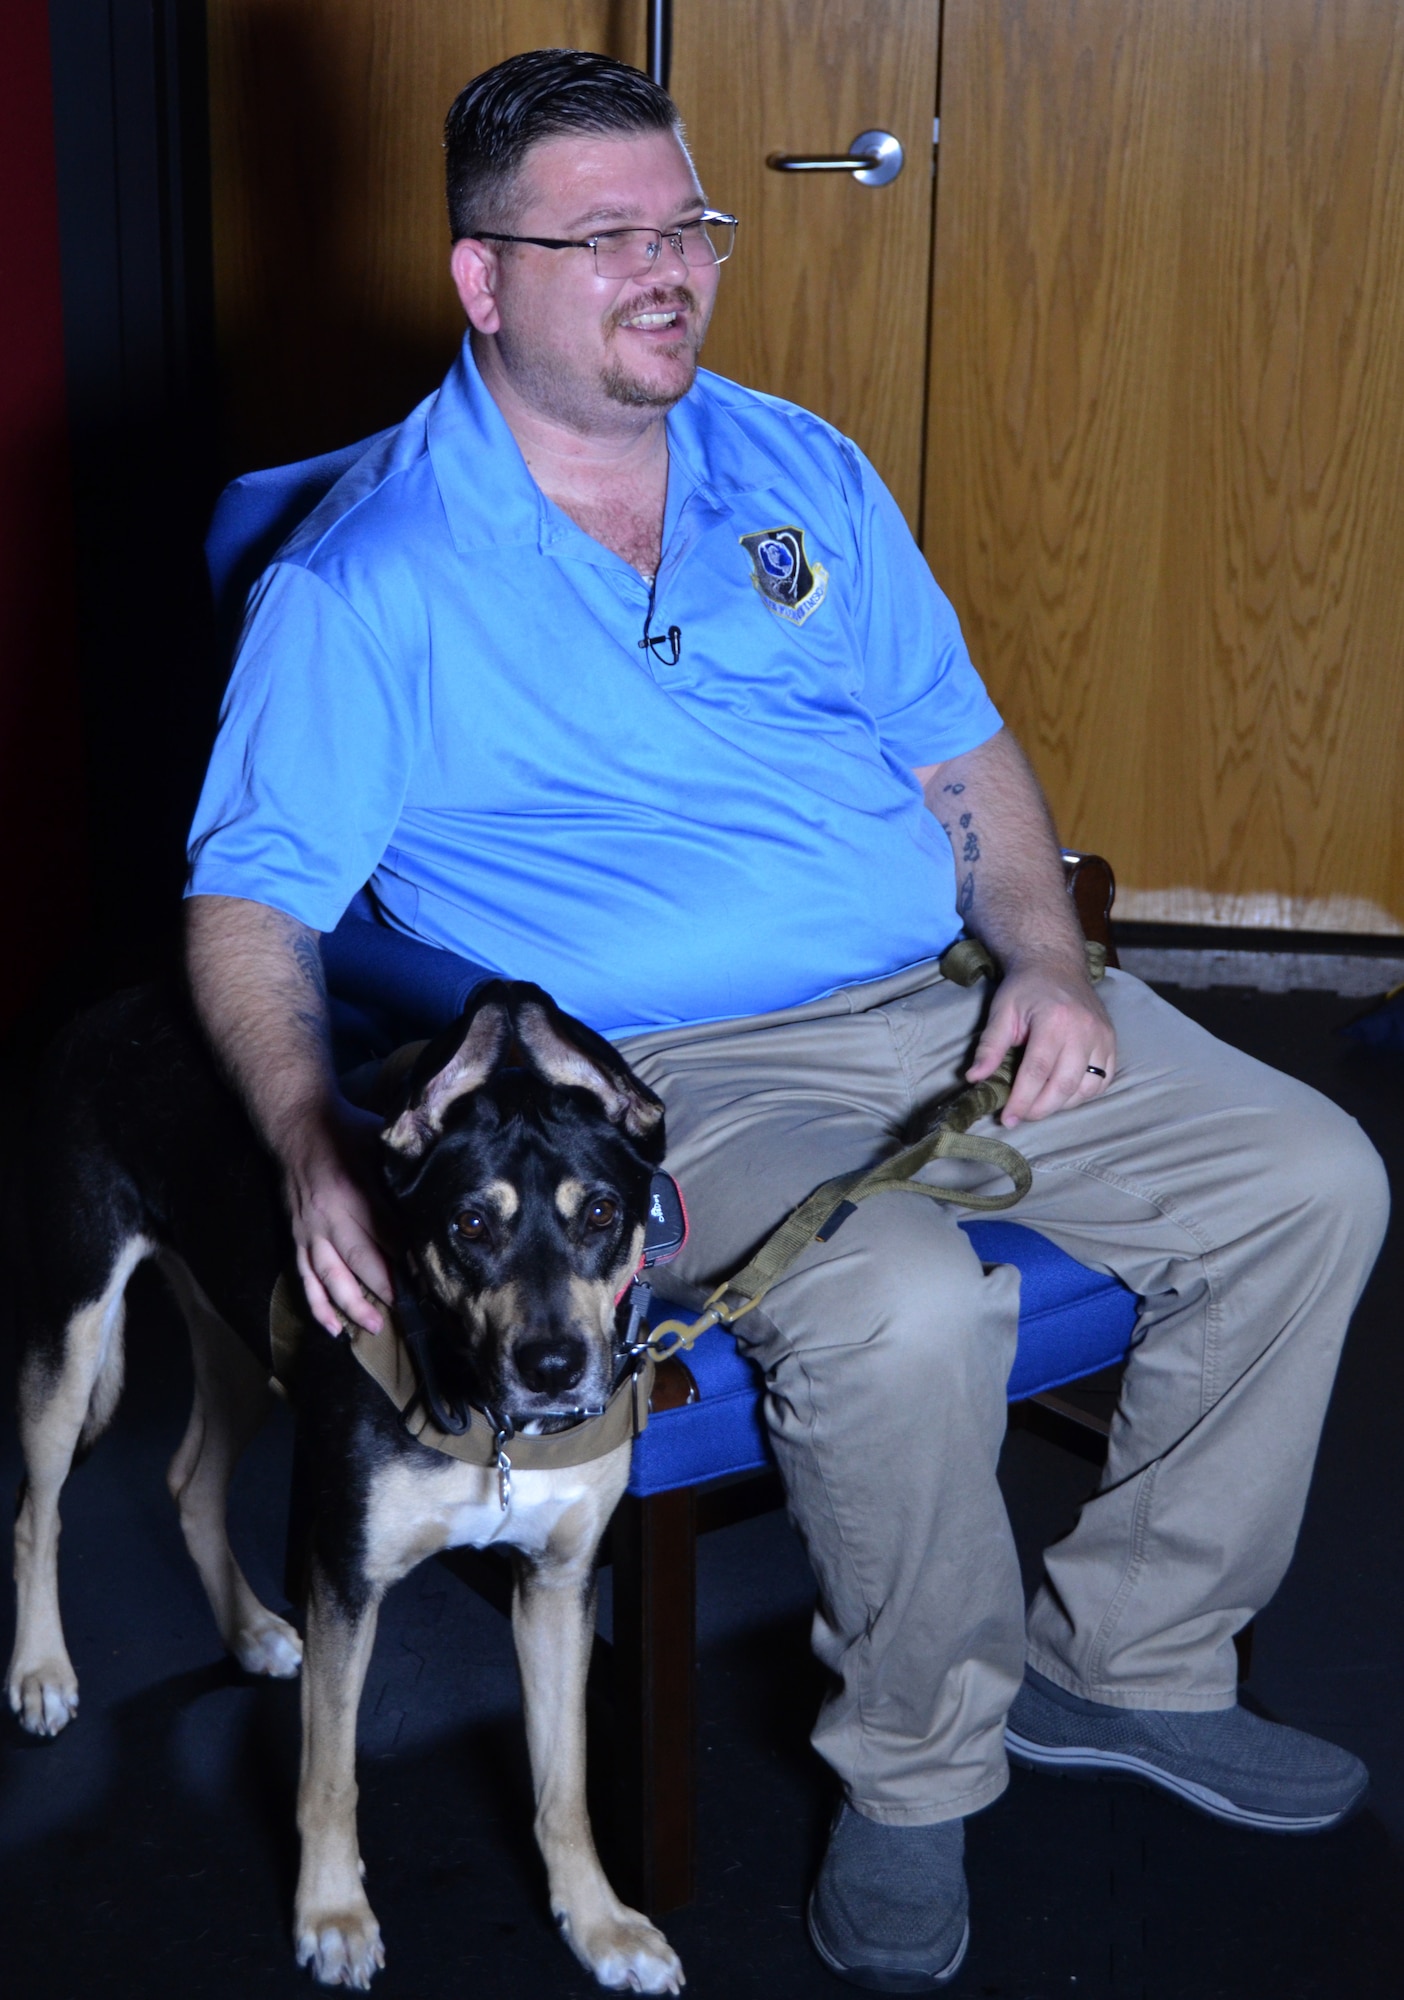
444, 49, 682, 241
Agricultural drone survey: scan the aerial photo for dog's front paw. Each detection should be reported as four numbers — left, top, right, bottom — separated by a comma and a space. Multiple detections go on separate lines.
295, 1904, 385, 1990
558, 1906, 684, 1994
231, 1609, 303, 1679
7, 1654, 80, 1737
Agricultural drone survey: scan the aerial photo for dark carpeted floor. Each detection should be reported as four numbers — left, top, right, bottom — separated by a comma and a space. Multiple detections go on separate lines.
1, 981, 1400, 2000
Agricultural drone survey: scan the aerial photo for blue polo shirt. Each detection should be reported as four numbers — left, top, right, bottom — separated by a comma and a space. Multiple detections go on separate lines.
187, 340, 1002, 1037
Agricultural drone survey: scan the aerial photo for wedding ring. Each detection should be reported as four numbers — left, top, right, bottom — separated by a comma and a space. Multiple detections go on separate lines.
1085, 1064, 1108, 1078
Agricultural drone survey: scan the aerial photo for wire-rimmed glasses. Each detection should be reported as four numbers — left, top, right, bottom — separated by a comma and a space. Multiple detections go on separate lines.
473, 211, 738, 282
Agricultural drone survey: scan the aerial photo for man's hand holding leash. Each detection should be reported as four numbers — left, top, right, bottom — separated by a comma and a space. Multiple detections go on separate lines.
970, 958, 1115, 1128
917, 726, 1116, 1129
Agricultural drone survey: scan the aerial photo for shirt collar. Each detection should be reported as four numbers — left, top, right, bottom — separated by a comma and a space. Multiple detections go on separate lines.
425, 340, 549, 553
425, 336, 787, 557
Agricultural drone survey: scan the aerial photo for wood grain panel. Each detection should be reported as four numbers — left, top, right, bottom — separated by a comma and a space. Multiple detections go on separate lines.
926, 1, 1404, 931
671, 0, 941, 524
208, 1, 644, 473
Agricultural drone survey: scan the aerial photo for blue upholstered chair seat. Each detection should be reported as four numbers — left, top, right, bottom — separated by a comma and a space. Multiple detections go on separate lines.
628, 1220, 1137, 1497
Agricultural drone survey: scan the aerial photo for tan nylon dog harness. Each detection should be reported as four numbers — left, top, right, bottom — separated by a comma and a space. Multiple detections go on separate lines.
270, 1273, 655, 1508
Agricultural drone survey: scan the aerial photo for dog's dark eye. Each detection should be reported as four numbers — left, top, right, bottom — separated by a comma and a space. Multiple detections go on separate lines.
586, 1197, 618, 1230
452, 1210, 488, 1242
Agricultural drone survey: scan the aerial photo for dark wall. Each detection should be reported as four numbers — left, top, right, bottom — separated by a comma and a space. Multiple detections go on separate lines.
1, 1, 89, 1032
45, 0, 222, 984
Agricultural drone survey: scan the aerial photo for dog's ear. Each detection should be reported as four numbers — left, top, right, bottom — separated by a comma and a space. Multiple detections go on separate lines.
510, 986, 665, 1153
383, 987, 512, 1157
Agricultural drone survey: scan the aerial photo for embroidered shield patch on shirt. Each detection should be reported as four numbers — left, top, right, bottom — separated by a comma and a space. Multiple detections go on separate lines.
740, 525, 829, 626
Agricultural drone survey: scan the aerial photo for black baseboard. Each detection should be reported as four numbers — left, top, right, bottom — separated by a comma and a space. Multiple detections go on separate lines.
1112, 920, 1404, 957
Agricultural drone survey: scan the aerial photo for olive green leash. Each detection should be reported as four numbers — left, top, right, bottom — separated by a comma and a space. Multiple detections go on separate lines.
645, 934, 1107, 1361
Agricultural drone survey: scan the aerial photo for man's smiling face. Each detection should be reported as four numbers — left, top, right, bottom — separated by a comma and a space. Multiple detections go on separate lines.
455, 126, 721, 433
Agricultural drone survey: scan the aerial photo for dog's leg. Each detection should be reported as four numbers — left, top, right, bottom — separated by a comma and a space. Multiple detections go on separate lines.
160, 1253, 303, 1680
8, 1234, 150, 1736
294, 1564, 385, 1990
514, 1495, 684, 1994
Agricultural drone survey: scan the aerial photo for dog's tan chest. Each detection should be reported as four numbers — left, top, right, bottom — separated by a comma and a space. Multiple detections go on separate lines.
360, 1450, 629, 1589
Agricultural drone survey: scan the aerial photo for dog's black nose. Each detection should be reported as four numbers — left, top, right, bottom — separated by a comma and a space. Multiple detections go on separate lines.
514, 1333, 588, 1396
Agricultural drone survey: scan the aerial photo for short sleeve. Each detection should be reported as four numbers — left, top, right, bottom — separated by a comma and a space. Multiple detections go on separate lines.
846, 446, 1004, 767
185, 563, 419, 930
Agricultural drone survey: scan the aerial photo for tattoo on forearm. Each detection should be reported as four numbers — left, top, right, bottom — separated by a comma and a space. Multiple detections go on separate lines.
292, 930, 328, 997
288, 928, 331, 1044
926, 779, 979, 917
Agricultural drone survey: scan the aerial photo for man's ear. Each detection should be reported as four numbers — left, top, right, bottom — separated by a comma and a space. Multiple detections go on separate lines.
450, 237, 502, 334
510, 985, 666, 1155
382, 987, 511, 1157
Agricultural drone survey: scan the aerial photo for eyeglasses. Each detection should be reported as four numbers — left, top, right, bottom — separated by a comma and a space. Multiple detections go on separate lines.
474, 211, 738, 281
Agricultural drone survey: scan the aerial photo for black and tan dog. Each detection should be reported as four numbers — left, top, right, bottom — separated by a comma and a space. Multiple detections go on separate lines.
7, 979, 684, 1993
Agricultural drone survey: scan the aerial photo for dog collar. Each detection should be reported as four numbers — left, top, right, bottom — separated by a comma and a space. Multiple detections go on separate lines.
269, 1271, 655, 1497
268, 1170, 686, 1504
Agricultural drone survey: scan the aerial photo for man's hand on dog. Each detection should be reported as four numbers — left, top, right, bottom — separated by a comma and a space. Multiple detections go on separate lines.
284, 1097, 395, 1336
967, 959, 1116, 1129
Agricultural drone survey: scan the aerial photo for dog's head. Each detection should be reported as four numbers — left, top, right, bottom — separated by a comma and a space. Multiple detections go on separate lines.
378, 982, 666, 1428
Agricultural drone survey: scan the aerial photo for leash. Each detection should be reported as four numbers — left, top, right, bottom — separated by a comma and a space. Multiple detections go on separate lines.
640, 934, 1107, 1362
641, 1056, 1029, 1358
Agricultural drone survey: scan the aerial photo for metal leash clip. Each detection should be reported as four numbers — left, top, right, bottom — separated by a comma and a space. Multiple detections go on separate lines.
621, 1276, 654, 1358
491, 1415, 515, 1511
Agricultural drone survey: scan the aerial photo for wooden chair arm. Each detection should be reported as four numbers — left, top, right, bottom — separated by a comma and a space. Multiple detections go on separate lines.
1061, 850, 1119, 966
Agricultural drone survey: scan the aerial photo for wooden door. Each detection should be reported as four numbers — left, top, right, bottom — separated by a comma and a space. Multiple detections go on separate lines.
209, 0, 943, 520
207, 1, 648, 474
925, 1, 1404, 933
670, 1, 942, 526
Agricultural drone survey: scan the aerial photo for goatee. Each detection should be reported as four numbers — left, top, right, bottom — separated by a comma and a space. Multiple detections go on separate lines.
601, 357, 696, 409
602, 285, 702, 408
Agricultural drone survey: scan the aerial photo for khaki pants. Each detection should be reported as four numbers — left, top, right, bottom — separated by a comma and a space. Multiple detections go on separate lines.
619, 963, 1389, 1825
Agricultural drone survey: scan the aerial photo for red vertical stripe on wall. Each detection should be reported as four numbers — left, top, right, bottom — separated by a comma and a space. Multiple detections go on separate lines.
1, 0, 88, 1031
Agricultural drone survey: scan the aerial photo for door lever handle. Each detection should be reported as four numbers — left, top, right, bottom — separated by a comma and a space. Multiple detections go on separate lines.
766, 129, 904, 187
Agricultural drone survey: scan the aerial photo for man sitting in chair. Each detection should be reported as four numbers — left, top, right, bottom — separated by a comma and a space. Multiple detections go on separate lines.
184, 48, 1388, 1991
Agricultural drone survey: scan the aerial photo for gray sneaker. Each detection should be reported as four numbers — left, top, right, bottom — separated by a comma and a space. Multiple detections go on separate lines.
1005, 1667, 1367, 1833
807, 1804, 970, 1992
